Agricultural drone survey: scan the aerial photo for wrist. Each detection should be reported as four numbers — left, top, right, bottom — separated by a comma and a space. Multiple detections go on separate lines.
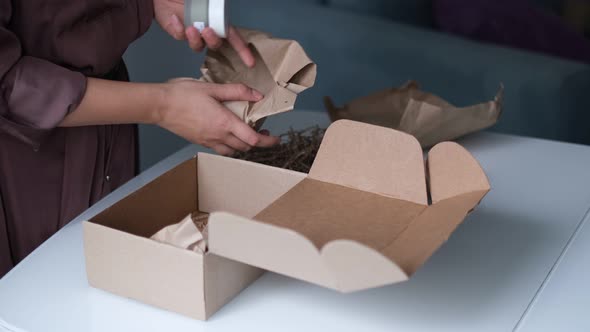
149, 83, 170, 126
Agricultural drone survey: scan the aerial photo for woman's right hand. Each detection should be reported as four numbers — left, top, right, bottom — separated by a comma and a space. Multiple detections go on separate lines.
157, 79, 279, 156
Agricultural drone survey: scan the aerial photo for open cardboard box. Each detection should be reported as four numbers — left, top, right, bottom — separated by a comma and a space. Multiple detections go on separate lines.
83, 120, 490, 320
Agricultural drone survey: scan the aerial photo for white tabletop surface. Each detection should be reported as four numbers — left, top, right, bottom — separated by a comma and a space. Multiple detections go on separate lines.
1, 111, 589, 332
516, 200, 590, 332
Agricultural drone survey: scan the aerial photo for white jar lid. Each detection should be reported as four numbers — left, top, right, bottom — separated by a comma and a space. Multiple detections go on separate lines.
208, 0, 228, 38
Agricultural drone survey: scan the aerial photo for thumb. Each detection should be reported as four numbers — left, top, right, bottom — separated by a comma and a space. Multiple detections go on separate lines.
208, 83, 264, 102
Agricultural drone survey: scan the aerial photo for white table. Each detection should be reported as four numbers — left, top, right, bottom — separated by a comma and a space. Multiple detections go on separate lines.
1, 111, 589, 332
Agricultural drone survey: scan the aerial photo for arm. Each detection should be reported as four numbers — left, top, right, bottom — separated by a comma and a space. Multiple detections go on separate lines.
0, 0, 86, 149
59, 78, 163, 127
60, 78, 279, 155
1, 0, 275, 155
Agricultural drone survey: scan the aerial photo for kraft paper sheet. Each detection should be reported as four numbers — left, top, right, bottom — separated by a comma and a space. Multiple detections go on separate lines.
151, 212, 209, 254
325, 81, 503, 148
200, 29, 317, 127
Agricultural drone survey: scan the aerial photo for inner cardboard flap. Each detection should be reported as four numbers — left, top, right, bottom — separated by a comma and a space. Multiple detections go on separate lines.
91, 158, 199, 239
209, 120, 490, 293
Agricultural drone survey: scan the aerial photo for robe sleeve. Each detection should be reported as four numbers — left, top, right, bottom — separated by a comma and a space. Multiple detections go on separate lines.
0, 0, 87, 149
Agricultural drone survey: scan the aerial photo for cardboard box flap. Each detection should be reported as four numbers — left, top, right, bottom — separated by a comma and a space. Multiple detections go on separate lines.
378, 143, 490, 276
209, 120, 490, 292
309, 120, 428, 205
209, 212, 409, 292
427, 142, 490, 204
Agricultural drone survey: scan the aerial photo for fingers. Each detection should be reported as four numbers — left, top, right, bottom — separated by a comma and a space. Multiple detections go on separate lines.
186, 27, 205, 52
254, 133, 281, 148
183, 25, 255, 69
166, 14, 186, 40
212, 144, 236, 156
201, 28, 224, 50
230, 120, 280, 147
227, 26, 256, 68
225, 134, 252, 152
218, 132, 278, 155
215, 103, 279, 150
207, 83, 264, 102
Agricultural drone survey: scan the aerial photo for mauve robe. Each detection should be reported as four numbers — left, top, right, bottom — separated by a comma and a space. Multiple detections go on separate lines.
0, 0, 154, 277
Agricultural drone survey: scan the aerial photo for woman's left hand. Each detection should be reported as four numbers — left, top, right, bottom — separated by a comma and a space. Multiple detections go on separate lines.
153, 0, 255, 67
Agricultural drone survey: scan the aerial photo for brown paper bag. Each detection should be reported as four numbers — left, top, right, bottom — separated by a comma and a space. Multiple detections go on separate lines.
325, 81, 503, 148
200, 29, 317, 127
151, 212, 209, 254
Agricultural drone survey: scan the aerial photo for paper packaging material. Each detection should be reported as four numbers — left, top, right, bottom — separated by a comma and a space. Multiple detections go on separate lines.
325, 81, 503, 148
151, 212, 209, 254
83, 154, 306, 320
84, 31, 316, 318
200, 29, 317, 127
208, 120, 490, 293
83, 120, 489, 320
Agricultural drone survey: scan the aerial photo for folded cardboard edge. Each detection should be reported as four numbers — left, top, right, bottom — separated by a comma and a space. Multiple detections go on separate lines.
208, 212, 409, 293
84, 154, 269, 320
90, 157, 199, 238
197, 152, 307, 218
209, 120, 491, 292
84, 221, 208, 320
309, 120, 429, 205
380, 142, 490, 274
203, 253, 265, 319
309, 120, 490, 204
83, 156, 209, 319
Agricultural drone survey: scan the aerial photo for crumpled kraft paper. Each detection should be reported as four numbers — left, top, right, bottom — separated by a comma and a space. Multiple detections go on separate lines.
150, 212, 209, 254
200, 29, 317, 127
325, 81, 503, 148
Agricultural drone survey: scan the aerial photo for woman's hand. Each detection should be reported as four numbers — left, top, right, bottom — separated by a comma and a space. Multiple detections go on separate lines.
157, 79, 279, 155
61, 78, 277, 156
154, 0, 255, 67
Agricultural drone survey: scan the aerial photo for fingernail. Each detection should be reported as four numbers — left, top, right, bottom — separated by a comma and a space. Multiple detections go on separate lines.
259, 130, 270, 136
202, 27, 214, 36
247, 58, 256, 68
252, 89, 264, 100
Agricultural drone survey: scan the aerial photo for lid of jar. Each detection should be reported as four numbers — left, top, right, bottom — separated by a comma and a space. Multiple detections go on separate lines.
185, 0, 207, 31
209, 0, 228, 38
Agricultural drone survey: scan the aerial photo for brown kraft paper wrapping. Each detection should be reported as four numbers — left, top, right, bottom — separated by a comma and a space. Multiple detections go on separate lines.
200, 29, 317, 127
151, 212, 209, 254
325, 81, 503, 148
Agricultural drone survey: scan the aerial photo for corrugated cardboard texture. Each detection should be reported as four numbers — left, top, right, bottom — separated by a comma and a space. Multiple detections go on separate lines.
378, 142, 490, 275
254, 179, 425, 250
85, 157, 265, 320
198, 153, 306, 217
92, 158, 198, 238
308, 120, 428, 205
209, 120, 490, 292
84, 222, 207, 320
204, 253, 264, 318
209, 212, 409, 292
